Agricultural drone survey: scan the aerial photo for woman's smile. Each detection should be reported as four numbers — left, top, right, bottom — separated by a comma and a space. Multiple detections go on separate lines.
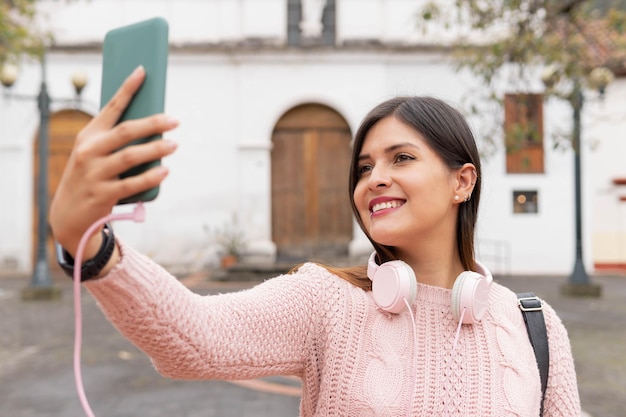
369, 197, 406, 216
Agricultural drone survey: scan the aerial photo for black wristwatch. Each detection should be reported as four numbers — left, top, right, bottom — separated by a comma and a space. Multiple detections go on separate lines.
55, 223, 116, 282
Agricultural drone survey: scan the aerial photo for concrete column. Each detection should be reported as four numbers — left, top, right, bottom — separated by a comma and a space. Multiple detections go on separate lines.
237, 141, 276, 264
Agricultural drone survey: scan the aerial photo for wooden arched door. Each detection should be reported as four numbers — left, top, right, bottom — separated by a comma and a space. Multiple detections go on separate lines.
271, 103, 353, 261
33, 109, 93, 269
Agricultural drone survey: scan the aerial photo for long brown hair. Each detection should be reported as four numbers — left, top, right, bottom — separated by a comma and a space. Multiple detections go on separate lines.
294, 97, 482, 291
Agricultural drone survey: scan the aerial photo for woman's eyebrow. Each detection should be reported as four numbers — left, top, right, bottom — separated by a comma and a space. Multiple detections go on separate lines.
358, 142, 422, 161
384, 142, 421, 153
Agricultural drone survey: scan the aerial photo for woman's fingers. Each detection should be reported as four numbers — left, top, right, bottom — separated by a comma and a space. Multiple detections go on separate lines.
101, 137, 178, 180
90, 113, 179, 156
107, 164, 171, 204
83, 66, 146, 134
49, 126, 178, 253
49, 139, 176, 253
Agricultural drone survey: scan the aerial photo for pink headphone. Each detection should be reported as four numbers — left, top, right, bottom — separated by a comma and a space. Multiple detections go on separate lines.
367, 252, 493, 323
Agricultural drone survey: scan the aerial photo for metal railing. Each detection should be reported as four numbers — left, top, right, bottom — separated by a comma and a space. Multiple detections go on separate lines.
477, 239, 511, 277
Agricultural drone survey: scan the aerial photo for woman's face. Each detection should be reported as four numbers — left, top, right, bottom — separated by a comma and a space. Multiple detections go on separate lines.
353, 116, 459, 250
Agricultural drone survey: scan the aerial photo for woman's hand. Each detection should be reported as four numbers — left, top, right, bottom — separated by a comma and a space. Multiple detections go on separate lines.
49, 66, 179, 260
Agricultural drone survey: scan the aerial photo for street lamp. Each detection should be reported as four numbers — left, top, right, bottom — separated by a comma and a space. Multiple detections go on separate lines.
0, 64, 19, 88
541, 66, 609, 297
1, 54, 88, 300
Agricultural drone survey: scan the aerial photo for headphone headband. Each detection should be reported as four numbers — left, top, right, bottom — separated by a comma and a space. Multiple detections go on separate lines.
367, 251, 379, 282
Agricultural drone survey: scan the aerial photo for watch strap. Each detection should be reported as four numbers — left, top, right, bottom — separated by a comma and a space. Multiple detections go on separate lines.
55, 223, 116, 282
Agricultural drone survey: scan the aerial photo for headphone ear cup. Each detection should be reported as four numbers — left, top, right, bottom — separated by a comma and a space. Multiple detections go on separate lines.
451, 271, 491, 324
370, 260, 417, 314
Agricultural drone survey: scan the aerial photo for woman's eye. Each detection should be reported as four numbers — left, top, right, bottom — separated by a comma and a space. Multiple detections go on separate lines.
395, 153, 415, 163
357, 164, 372, 176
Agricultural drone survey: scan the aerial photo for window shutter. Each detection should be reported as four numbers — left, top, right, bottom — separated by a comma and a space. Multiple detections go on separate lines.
504, 93, 545, 174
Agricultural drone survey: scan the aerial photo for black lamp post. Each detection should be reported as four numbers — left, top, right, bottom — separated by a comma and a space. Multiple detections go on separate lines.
559, 69, 617, 297
1, 54, 87, 300
31, 55, 53, 296
541, 68, 606, 297
567, 82, 595, 287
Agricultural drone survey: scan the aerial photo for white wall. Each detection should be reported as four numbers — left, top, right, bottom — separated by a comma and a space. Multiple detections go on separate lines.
587, 79, 626, 266
1, 0, 624, 275
37, 0, 286, 45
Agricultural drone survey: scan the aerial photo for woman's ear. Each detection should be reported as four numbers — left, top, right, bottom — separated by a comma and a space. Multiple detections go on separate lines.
454, 163, 477, 203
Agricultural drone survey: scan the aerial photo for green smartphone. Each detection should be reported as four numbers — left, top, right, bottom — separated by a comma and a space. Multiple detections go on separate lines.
100, 17, 169, 205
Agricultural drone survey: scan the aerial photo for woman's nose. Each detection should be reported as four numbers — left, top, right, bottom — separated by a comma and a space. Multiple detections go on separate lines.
368, 165, 392, 189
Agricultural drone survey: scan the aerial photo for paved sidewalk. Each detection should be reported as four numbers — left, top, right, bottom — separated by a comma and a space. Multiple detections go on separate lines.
0, 274, 301, 417
496, 273, 626, 417
0, 271, 624, 417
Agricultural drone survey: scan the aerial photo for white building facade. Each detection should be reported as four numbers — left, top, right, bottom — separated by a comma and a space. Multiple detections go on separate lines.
1, 0, 624, 276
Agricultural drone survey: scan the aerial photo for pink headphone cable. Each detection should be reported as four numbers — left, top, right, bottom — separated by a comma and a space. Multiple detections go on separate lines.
72, 202, 146, 417
452, 307, 466, 353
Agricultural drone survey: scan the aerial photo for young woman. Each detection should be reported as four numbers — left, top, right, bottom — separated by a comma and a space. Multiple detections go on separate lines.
50, 67, 581, 416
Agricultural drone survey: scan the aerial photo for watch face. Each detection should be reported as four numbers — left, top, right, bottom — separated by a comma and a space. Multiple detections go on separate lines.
55, 241, 75, 275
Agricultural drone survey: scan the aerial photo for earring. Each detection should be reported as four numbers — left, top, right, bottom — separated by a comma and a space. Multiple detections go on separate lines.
464, 194, 470, 202
454, 195, 460, 201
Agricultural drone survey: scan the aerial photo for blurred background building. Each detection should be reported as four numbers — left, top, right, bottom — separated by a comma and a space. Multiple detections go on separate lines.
1, 0, 625, 276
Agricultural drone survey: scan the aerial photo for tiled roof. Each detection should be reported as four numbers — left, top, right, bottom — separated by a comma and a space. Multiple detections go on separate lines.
547, 17, 626, 76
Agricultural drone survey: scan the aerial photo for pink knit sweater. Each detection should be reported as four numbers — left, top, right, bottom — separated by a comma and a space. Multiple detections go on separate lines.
85, 241, 581, 416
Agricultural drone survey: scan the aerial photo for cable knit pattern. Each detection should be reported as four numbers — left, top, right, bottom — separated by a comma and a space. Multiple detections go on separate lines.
85, 241, 581, 416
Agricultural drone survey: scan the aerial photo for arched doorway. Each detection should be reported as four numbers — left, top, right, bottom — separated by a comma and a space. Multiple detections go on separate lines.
271, 103, 353, 261
33, 109, 93, 270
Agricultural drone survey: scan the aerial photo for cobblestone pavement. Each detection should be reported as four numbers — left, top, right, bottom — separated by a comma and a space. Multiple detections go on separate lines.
0, 271, 624, 417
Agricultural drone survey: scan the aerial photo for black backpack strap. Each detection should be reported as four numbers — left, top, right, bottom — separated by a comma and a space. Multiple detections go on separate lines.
517, 292, 549, 416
